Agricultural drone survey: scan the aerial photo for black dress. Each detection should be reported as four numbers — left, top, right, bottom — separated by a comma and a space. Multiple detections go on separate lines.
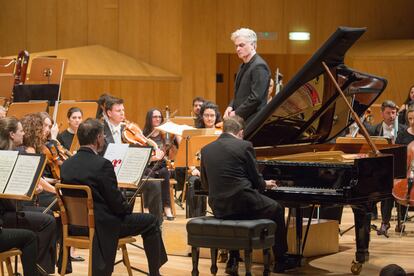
57, 129, 74, 150
396, 128, 414, 145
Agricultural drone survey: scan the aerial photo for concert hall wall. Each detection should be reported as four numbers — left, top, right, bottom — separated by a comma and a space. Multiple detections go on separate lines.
0, 0, 413, 124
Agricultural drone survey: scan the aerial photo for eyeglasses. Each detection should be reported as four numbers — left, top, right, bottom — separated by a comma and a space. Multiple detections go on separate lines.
203, 114, 216, 118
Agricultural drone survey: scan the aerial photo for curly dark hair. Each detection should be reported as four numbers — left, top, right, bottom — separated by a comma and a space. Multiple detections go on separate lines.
195, 101, 222, 128
21, 113, 45, 153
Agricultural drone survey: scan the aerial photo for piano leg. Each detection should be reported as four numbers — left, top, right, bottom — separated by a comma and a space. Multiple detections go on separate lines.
350, 205, 371, 275
352, 205, 371, 263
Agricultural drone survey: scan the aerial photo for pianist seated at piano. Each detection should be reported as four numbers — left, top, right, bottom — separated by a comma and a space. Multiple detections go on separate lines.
200, 116, 298, 273
364, 100, 406, 236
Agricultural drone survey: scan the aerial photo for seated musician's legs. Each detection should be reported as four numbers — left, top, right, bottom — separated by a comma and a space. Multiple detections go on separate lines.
0, 228, 38, 276
156, 166, 174, 218
378, 198, 393, 235
119, 213, 168, 276
142, 180, 163, 224
3, 210, 57, 274
186, 176, 207, 218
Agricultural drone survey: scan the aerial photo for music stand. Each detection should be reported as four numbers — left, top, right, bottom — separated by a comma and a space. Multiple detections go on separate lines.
0, 74, 14, 100
174, 129, 219, 210
6, 101, 48, 119
0, 58, 15, 74
27, 57, 67, 85
55, 101, 98, 131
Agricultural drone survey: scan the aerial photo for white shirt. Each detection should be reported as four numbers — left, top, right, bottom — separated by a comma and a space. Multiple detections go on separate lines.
108, 121, 122, 144
382, 122, 395, 142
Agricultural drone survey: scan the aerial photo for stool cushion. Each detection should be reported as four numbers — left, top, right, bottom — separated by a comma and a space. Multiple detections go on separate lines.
187, 216, 276, 250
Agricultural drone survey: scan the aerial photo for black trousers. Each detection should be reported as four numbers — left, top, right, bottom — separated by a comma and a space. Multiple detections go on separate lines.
119, 213, 168, 276
2, 211, 57, 274
69, 213, 168, 276
141, 179, 163, 224
222, 201, 288, 260
0, 228, 38, 276
145, 165, 171, 208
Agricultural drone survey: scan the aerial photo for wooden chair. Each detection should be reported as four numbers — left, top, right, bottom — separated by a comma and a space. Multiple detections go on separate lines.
55, 183, 136, 276
0, 249, 22, 276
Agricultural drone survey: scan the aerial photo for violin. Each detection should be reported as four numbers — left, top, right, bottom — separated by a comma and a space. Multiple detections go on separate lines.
42, 140, 72, 179
121, 119, 158, 149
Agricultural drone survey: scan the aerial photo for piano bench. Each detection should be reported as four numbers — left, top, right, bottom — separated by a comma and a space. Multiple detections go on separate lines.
186, 216, 276, 276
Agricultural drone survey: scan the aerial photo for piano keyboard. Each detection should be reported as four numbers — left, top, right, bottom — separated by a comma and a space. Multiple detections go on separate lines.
272, 186, 338, 194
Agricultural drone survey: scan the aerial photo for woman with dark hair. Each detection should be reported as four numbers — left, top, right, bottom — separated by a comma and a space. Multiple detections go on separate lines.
0, 116, 25, 151
398, 85, 414, 126
195, 101, 222, 129
57, 107, 83, 150
143, 108, 175, 220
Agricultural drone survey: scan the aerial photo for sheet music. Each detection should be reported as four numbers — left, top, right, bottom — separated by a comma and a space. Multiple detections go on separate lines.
117, 147, 152, 184
0, 151, 19, 193
4, 155, 40, 195
104, 143, 130, 175
155, 121, 195, 136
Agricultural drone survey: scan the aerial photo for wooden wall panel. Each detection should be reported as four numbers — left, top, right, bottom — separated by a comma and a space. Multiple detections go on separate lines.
284, 0, 317, 54
216, 0, 251, 53
250, 0, 285, 54
0, 0, 26, 56
118, 0, 150, 63
181, 0, 217, 111
56, 0, 88, 49
149, 0, 182, 74
26, 0, 57, 52
87, 0, 119, 50
316, 0, 350, 48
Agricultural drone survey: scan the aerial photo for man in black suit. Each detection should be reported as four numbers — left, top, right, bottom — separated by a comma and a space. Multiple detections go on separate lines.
223, 28, 271, 123
200, 116, 296, 274
365, 100, 406, 236
61, 118, 167, 276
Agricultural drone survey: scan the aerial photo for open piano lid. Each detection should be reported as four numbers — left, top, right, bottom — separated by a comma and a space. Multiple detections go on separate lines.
245, 27, 388, 147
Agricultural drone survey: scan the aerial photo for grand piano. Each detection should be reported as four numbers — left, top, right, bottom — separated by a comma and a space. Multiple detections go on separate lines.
244, 27, 406, 274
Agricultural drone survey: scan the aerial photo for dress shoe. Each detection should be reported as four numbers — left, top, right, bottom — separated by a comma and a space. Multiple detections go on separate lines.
225, 257, 239, 275
166, 216, 175, 221
273, 254, 300, 273
377, 222, 390, 237
70, 255, 85, 262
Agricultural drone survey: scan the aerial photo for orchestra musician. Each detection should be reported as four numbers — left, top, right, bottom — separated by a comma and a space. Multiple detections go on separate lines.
57, 107, 83, 150
191, 96, 205, 117
223, 28, 271, 123
398, 85, 414, 126
365, 100, 406, 236
186, 101, 222, 217
101, 96, 164, 222
143, 108, 178, 220
61, 118, 167, 276
200, 116, 297, 274
0, 116, 57, 275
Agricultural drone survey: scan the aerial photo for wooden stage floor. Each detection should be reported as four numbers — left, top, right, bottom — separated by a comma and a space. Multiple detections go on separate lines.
43, 204, 414, 275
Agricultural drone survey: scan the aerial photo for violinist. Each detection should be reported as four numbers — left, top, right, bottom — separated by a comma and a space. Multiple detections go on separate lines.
0, 116, 57, 275
57, 107, 83, 150
102, 97, 164, 222
20, 113, 58, 206
187, 101, 222, 217
143, 108, 177, 220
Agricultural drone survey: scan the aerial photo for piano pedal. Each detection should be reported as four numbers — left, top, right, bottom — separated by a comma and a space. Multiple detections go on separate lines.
351, 260, 363, 275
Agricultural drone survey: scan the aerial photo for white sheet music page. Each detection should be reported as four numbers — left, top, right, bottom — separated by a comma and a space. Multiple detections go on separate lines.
117, 147, 152, 184
155, 121, 195, 136
104, 143, 130, 176
4, 155, 40, 195
0, 151, 19, 193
